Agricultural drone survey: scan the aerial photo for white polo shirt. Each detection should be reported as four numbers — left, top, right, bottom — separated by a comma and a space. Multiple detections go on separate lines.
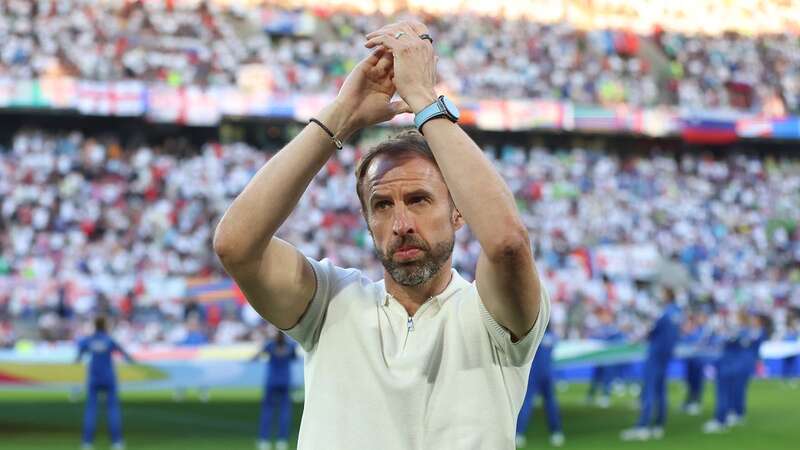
285, 257, 551, 450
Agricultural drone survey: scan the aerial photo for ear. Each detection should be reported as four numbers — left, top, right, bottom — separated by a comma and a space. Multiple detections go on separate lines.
452, 207, 464, 230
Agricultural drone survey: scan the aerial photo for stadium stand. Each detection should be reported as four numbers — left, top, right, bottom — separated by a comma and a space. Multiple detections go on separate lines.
1, 127, 798, 346
0, 0, 798, 112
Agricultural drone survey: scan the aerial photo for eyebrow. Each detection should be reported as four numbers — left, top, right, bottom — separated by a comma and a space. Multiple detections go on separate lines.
368, 192, 391, 205
404, 189, 432, 199
368, 189, 432, 204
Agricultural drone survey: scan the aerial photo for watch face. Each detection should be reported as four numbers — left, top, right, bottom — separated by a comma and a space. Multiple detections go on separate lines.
441, 97, 460, 121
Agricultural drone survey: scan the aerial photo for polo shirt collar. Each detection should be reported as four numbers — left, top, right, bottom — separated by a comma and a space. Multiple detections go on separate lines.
380, 268, 469, 307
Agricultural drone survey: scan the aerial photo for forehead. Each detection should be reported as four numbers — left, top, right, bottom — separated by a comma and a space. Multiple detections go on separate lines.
365, 152, 446, 194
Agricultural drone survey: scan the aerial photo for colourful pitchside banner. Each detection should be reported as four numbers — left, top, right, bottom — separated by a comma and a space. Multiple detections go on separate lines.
2, 340, 798, 389
1, 77, 799, 140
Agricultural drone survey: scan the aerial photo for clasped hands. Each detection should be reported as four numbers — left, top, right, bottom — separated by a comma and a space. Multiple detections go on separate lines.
331, 20, 438, 138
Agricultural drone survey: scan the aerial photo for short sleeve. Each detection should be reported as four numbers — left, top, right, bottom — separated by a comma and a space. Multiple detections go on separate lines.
477, 284, 551, 366
283, 258, 360, 353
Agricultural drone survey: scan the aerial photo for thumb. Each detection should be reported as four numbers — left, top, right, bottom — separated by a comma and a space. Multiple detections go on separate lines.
390, 100, 412, 115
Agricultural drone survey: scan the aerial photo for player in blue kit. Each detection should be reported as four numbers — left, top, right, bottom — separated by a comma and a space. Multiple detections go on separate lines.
75, 316, 135, 450
252, 331, 299, 450
586, 308, 622, 408
703, 312, 744, 433
731, 313, 768, 423
621, 288, 681, 441
682, 311, 710, 416
703, 310, 748, 433
516, 326, 565, 448
781, 316, 799, 388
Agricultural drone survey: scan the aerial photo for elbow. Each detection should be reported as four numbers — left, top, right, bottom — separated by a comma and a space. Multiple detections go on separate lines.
212, 224, 240, 267
214, 222, 271, 271
484, 224, 531, 264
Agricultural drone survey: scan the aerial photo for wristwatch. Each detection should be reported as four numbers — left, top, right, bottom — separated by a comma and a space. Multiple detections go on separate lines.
414, 95, 460, 134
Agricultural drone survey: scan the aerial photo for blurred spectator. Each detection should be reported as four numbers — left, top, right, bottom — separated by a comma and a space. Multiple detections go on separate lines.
0, 1, 798, 113
1, 127, 799, 346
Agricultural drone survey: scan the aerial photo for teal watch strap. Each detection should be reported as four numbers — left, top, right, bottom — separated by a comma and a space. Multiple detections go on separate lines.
414, 98, 446, 133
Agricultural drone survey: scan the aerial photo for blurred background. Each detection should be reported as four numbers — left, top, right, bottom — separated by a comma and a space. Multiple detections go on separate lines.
0, 0, 799, 449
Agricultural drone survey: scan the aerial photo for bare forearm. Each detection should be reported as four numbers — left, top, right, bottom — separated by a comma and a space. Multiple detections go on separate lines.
363, 20, 529, 254
214, 102, 354, 263
422, 119, 528, 252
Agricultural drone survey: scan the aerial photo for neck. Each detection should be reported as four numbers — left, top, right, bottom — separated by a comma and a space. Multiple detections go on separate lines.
384, 261, 454, 316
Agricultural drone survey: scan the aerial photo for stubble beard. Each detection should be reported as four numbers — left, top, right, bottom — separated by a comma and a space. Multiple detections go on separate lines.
375, 235, 455, 287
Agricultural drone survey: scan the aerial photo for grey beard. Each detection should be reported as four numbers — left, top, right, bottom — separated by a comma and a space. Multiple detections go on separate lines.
376, 238, 454, 287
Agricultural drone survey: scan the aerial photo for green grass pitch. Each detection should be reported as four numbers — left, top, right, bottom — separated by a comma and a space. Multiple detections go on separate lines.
1, 380, 797, 449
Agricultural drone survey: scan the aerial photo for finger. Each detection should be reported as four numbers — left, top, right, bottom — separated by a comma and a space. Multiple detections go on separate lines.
365, 34, 400, 50
365, 24, 397, 40
390, 100, 412, 115
366, 20, 415, 37
383, 21, 424, 41
368, 20, 426, 38
404, 20, 428, 36
365, 29, 386, 40
366, 20, 428, 40
394, 24, 430, 50
374, 52, 394, 73
357, 47, 387, 69
366, 24, 416, 45
392, 23, 417, 40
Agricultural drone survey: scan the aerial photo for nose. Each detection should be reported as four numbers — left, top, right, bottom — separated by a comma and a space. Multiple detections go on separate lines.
391, 205, 415, 236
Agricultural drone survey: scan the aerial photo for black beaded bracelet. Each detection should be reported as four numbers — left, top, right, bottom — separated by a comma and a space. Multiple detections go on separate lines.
309, 118, 343, 150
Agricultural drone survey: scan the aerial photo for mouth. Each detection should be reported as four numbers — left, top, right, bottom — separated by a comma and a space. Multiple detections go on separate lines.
393, 247, 423, 261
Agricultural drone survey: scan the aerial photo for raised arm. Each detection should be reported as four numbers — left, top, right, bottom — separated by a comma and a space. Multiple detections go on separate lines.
111, 339, 135, 364
213, 48, 410, 329
365, 22, 544, 340
74, 339, 87, 364
250, 342, 268, 362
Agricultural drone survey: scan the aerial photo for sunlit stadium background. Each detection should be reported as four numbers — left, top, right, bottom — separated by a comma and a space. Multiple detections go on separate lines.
1, 0, 799, 449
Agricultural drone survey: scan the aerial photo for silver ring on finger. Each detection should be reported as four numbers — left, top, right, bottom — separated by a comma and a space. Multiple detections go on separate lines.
394, 31, 406, 39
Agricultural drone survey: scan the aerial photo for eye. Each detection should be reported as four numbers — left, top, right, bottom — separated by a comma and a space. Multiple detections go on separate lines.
374, 200, 391, 210
410, 196, 427, 205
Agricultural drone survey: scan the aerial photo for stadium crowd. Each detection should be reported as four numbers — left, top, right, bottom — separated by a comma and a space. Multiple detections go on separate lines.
0, 0, 798, 113
1, 128, 798, 347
